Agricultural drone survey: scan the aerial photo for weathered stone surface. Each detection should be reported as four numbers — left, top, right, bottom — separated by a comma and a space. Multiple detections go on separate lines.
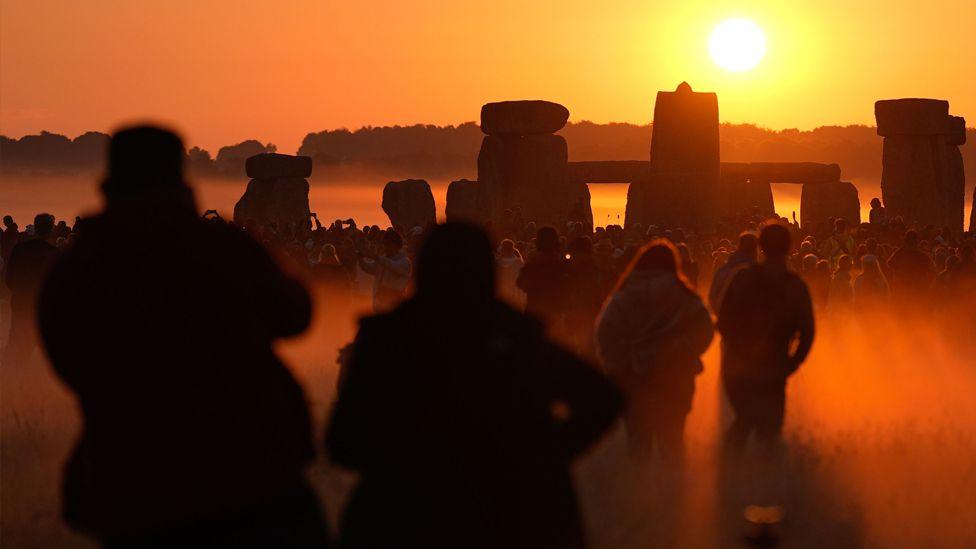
245, 153, 313, 179
717, 179, 775, 219
445, 179, 487, 223
233, 177, 310, 227
877, 99, 966, 231
625, 173, 718, 230
970, 186, 976, 233
881, 134, 960, 228
381, 179, 436, 230
800, 181, 860, 230
875, 99, 950, 136
567, 160, 649, 183
947, 116, 967, 146
480, 101, 570, 136
946, 144, 966, 231
643, 82, 720, 230
721, 162, 841, 184
477, 134, 589, 226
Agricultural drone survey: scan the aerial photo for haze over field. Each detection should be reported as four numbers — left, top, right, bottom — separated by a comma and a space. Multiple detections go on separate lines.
2, 1, 975, 548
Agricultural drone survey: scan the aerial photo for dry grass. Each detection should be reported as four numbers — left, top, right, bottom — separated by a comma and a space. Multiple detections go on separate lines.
3, 288, 975, 548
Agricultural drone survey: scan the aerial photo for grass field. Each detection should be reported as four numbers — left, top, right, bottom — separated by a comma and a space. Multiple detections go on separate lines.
2, 286, 974, 548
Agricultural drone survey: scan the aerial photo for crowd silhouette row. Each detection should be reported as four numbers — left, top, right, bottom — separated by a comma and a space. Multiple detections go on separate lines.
1, 126, 975, 548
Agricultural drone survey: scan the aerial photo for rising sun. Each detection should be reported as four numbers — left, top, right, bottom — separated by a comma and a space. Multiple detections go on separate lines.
709, 18, 766, 72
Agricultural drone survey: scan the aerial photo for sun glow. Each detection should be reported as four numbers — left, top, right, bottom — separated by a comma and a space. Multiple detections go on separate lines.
709, 18, 766, 72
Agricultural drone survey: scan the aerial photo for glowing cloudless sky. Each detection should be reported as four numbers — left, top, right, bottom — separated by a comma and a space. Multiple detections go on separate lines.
1, 0, 973, 153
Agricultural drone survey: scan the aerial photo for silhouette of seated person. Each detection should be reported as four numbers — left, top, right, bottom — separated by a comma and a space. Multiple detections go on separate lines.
326, 222, 622, 549
37, 126, 327, 548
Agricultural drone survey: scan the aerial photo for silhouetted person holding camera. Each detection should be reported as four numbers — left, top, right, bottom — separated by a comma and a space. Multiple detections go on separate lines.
3, 212, 58, 365
717, 224, 815, 455
38, 126, 327, 548
326, 222, 621, 549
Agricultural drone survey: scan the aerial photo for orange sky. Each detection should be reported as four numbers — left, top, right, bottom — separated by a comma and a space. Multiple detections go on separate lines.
1, 0, 973, 153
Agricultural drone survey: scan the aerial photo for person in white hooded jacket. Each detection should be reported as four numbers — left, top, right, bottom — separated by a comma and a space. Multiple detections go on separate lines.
596, 239, 714, 462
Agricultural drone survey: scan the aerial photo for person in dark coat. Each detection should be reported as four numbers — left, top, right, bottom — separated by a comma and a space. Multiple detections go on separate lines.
37, 126, 327, 548
887, 229, 934, 304
517, 225, 570, 330
3, 212, 58, 365
565, 236, 606, 360
717, 224, 815, 455
326, 222, 622, 549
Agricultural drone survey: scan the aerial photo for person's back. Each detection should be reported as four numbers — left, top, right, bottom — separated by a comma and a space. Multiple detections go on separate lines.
327, 223, 621, 549
517, 226, 569, 325
853, 255, 890, 313
717, 224, 814, 453
708, 232, 758, 311
888, 230, 933, 301
828, 256, 855, 313
38, 127, 322, 545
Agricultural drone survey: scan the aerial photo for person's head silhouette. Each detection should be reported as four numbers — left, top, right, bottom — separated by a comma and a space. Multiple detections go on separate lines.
416, 223, 494, 308
102, 125, 192, 209
759, 224, 791, 260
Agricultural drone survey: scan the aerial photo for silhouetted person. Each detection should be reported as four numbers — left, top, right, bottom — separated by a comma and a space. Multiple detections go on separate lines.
495, 238, 525, 310
326, 222, 621, 549
824, 218, 854, 269
888, 229, 934, 303
3, 212, 58, 364
565, 236, 605, 359
868, 198, 887, 227
517, 226, 570, 329
358, 228, 411, 313
828, 255, 855, 313
853, 254, 890, 313
708, 231, 758, 311
717, 224, 815, 454
596, 240, 714, 462
37, 126, 327, 548
1, 215, 18, 266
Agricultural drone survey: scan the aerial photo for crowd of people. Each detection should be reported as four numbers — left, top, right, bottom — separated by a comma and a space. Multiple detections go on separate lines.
1, 125, 975, 548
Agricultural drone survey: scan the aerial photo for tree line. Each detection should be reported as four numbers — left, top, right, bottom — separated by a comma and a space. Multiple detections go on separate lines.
2, 122, 974, 183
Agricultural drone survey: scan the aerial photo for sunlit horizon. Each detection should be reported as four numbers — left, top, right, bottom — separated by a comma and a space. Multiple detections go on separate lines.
2, 0, 974, 153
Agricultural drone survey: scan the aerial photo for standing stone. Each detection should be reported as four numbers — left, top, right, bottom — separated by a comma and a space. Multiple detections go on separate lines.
445, 179, 487, 223
717, 179, 775, 219
800, 181, 860, 230
233, 153, 311, 228
382, 179, 436, 230
876, 99, 966, 230
971, 186, 976, 233
627, 82, 720, 230
476, 102, 590, 228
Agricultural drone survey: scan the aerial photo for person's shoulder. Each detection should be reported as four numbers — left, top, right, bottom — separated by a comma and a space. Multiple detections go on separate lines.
494, 300, 544, 334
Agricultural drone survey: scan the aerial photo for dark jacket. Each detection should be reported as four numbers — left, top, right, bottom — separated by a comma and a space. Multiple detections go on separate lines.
708, 250, 754, 311
517, 251, 570, 323
717, 261, 815, 381
326, 298, 621, 549
38, 202, 314, 537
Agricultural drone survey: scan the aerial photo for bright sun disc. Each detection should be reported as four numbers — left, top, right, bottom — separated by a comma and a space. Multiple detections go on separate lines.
709, 18, 766, 72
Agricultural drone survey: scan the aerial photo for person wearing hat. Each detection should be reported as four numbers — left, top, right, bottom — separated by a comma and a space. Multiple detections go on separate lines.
37, 126, 327, 547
